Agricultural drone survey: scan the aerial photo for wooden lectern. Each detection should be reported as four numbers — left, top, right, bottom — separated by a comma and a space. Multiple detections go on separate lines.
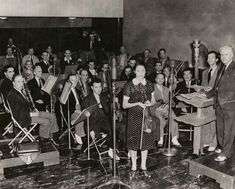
174, 92, 215, 155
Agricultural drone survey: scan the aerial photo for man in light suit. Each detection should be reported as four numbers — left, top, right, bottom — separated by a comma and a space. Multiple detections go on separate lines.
153, 73, 180, 147
201, 51, 220, 152
213, 46, 235, 162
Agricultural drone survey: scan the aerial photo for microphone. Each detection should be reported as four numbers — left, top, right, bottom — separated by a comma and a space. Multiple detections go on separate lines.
111, 57, 117, 81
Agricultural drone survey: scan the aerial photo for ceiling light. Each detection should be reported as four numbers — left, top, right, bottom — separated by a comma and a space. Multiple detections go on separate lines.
0, 17, 7, 20
68, 17, 76, 20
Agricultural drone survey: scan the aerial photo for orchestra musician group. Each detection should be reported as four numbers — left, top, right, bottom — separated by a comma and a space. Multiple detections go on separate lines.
0, 36, 235, 178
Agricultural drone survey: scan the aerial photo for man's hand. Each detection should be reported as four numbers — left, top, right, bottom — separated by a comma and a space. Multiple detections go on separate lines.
30, 111, 39, 117
90, 130, 95, 140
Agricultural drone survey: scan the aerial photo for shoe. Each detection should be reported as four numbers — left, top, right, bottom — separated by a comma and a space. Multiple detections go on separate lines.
172, 138, 182, 147
108, 148, 120, 160
215, 155, 227, 162
203, 144, 209, 148
129, 170, 137, 179
215, 148, 222, 154
75, 134, 83, 145
208, 146, 216, 152
140, 169, 151, 178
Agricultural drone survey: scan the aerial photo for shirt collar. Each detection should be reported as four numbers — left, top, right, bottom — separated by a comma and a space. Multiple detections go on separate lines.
132, 78, 146, 85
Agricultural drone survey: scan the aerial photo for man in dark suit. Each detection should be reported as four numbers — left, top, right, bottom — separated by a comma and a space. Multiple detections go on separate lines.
212, 46, 235, 162
37, 52, 52, 73
7, 75, 59, 144
148, 61, 163, 83
0, 65, 15, 99
201, 51, 220, 152
60, 50, 76, 74
97, 62, 111, 93
143, 49, 158, 77
27, 65, 50, 111
81, 78, 119, 160
175, 68, 197, 94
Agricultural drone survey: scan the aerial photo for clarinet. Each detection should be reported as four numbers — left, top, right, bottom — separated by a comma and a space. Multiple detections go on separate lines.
22, 79, 38, 112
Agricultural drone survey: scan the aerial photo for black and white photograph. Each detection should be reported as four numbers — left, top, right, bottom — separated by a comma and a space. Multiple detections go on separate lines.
0, 0, 235, 188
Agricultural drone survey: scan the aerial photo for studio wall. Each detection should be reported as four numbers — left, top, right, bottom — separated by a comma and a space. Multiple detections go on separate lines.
123, 0, 235, 61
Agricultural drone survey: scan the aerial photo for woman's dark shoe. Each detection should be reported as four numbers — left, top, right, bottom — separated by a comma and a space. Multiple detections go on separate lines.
129, 170, 137, 179
140, 169, 151, 178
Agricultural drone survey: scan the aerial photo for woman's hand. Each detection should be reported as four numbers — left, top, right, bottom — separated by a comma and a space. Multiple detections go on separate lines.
145, 100, 152, 107
137, 102, 146, 109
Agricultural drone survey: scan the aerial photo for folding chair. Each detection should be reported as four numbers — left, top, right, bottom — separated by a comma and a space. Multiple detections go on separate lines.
6, 101, 38, 153
83, 132, 108, 160
0, 93, 14, 136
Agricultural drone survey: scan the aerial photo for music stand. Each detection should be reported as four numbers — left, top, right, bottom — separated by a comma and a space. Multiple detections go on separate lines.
162, 65, 178, 157
41, 75, 58, 112
71, 103, 99, 160
97, 81, 130, 189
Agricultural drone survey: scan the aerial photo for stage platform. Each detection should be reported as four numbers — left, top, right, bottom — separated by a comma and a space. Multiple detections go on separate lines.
0, 141, 59, 179
189, 153, 235, 189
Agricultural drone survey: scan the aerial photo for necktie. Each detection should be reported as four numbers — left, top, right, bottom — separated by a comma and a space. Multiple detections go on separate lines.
30, 56, 33, 65
208, 69, 212, 83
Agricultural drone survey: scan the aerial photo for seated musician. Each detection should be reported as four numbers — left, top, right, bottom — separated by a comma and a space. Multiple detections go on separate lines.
0, 65, 15, 99
152, 73, 181, 147
76, 69, 91, 100
97, 61, 111, 93
61, 74, 85, 145
22, 60, 34, 82
7, 75, 59, 145
87, 60, 98, 79
27, 65, 50, 111
81, 78, 120, 160
119, 65, 135, 81
148, 61, 163, 83
175, 68, 196, 112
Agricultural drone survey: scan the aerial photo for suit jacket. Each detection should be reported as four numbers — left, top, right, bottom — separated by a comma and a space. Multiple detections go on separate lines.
38, 61, 50, 73
144, 57, 157, 76
7, 88, 31, 128
27, 77, 50, 111
81, 92, 110, 133
201, 66, 219, 87
60, 58, 76, 74
154, 85, 169, 103
217, 61, 235, 110
0, 78, 13, 99
175, 80, 196, 94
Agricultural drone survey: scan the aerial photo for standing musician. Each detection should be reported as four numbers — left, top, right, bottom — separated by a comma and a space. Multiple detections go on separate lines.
123, 63, 156, 178
7, 75, 59, 144
27, 65, 50, 111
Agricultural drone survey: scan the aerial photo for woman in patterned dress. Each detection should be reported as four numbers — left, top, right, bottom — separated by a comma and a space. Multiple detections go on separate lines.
123, 63, 156, 178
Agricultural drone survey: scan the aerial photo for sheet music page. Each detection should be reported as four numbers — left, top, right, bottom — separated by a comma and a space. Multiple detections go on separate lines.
41, 75, 58, 95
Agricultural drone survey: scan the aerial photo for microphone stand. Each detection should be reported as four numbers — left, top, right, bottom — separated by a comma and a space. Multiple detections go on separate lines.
162, 65, 178, 157
97, 80, 130, 189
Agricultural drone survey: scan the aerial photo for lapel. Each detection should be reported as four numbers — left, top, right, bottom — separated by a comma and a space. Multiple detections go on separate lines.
219, 62, 235, 86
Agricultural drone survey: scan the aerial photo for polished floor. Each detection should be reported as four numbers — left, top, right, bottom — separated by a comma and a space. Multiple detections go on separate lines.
0, 134, 224, 189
